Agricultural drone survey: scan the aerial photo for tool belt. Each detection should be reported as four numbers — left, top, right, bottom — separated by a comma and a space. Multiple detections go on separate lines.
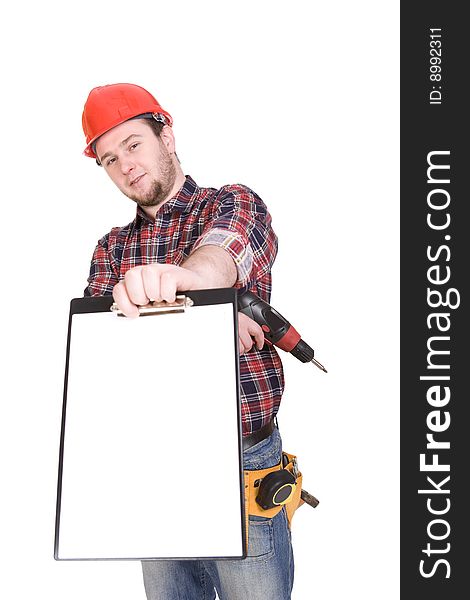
244, 451, 304, 529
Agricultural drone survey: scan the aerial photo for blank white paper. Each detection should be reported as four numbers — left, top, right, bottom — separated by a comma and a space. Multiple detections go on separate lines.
57, 301, 244, 560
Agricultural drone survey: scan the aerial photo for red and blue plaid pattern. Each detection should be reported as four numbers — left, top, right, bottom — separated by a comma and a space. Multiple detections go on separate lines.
84, 176, 284, 434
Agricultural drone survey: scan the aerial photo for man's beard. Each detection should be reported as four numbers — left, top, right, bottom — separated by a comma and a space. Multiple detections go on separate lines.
125, 146, 177, 210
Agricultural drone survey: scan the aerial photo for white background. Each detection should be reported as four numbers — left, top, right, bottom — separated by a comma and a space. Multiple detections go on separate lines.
0, 1, 399, 598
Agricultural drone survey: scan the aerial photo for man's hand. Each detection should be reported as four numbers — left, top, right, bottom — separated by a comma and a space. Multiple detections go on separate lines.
112, 264, 205, 318
113, 264, 264, 353
238, 312, 264, 354
113, 246, 238, 318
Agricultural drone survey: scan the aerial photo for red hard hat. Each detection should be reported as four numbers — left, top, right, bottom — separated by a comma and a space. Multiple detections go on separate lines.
82, 83, 173, 158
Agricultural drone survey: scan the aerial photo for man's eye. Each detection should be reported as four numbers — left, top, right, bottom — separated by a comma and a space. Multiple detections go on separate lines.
129, 143, 139, 151
106, 157, 116, 167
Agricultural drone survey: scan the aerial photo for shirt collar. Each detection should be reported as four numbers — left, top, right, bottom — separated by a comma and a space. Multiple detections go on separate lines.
136, 175, 199, 223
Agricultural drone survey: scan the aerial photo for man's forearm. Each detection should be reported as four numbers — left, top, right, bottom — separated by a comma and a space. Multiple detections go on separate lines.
182, 245, 238, 288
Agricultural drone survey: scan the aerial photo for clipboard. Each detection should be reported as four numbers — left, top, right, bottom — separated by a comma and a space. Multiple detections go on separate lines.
54, 288, 246, 561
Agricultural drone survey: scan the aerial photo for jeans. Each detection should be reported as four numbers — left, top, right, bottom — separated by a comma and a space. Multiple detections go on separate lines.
142, 427, 294, 599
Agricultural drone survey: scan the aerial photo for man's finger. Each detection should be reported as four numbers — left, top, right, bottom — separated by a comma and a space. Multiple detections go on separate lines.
123, 266, 149, 306
247, 321, 264, 350
239, 331, 254, 353
112, 281, 140, 318
253, 327, 264, 350
159, 270, 178, 303
141, 265, 160, 302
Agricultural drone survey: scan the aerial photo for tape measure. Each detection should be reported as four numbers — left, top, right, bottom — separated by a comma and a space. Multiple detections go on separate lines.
255, 469, 297, 510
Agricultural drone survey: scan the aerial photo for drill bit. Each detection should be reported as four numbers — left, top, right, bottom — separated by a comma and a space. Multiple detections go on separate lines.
311, 357, 328, 373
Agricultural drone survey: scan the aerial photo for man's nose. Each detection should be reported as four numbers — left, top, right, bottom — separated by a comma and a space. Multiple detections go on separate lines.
120, 157, 135, 176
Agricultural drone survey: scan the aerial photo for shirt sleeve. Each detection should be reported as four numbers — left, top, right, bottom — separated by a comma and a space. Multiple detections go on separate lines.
83, 234, 119, 297
191, 185, 278, 286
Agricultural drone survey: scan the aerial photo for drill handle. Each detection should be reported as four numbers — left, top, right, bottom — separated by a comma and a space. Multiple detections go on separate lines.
237, 291, 291, 345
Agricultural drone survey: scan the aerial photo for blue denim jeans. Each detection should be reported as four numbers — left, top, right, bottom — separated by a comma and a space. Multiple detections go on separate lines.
141, 428, 294, 599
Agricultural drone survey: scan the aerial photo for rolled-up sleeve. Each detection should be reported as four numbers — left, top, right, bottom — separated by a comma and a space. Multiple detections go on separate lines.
192, 185, 278, 286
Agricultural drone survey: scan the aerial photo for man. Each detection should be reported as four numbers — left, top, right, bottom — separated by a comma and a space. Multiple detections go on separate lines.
82, 83, 293, 599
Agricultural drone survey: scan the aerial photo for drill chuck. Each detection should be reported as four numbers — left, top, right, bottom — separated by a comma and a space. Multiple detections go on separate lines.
290, 339, 314, 363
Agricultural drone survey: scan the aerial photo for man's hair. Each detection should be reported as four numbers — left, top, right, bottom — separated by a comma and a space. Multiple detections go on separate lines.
142, 118, 165, 139
142, 118, 180, 163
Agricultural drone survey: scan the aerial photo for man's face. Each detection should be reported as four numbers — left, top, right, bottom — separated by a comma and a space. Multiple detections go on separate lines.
95, 119, 177, 210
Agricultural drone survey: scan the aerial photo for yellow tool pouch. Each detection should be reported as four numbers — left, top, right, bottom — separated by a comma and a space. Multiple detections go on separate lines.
243, 451, 304, 532
283, 452, 304, 527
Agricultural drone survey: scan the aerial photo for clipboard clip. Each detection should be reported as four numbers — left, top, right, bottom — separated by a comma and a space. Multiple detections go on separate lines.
110, 295, 194, 317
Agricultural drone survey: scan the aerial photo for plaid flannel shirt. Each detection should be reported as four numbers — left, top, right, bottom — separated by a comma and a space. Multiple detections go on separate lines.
84, 175, 284, 435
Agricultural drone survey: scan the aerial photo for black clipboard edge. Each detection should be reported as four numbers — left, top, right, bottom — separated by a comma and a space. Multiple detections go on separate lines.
54, 298, 75, 560
54, 288, 247, 560
68, 288, 239, 315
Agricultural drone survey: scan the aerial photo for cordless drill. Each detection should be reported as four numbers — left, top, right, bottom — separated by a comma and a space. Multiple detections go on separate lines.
237, 291, 327, 372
